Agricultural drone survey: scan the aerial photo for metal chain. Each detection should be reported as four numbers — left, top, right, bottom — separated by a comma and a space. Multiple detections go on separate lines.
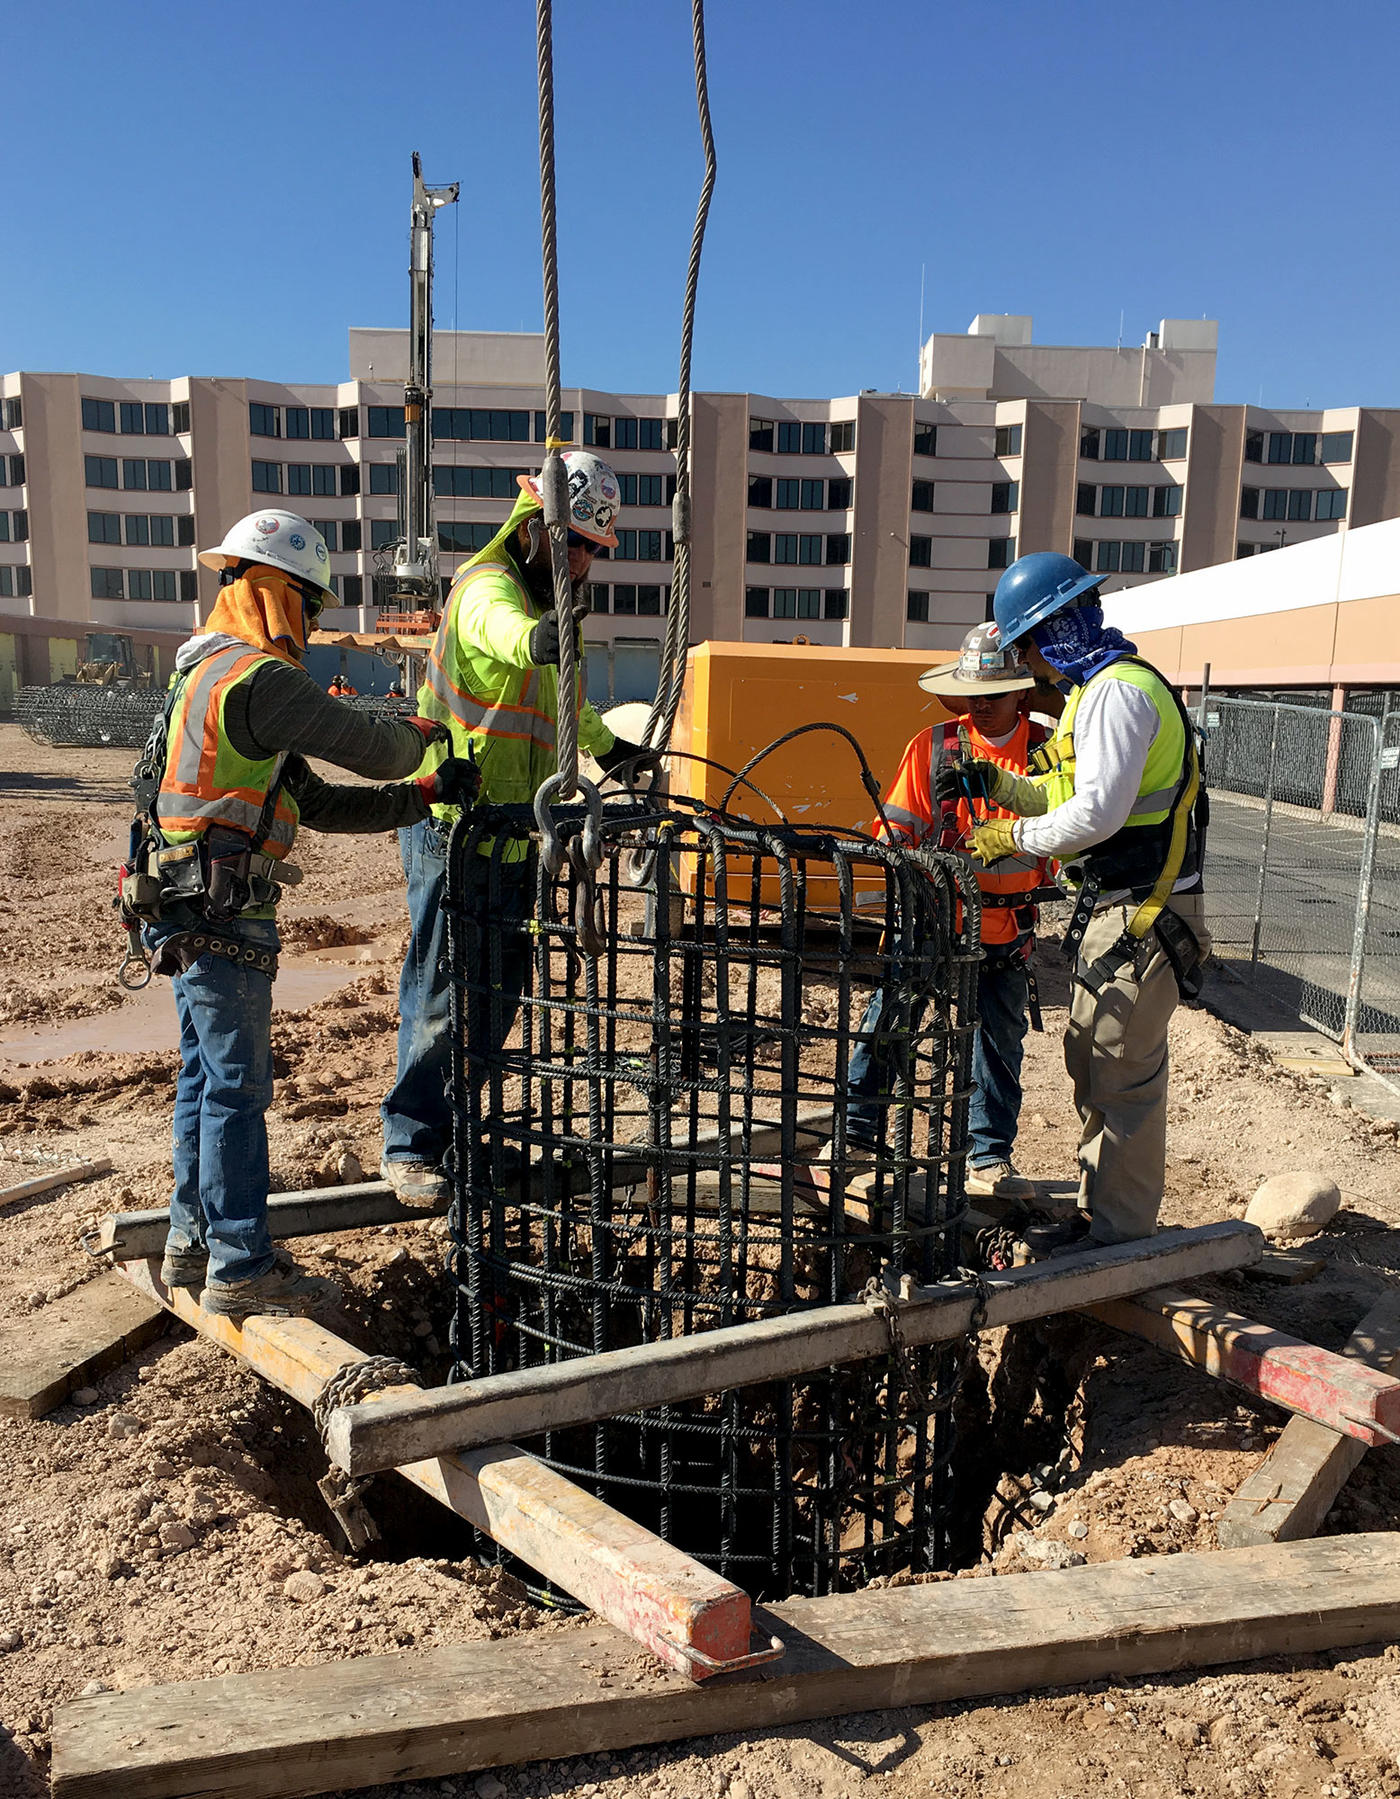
311, 1355, 423, 1554
862, 1262, 991, 1420
534, 0, 580, 799
643, 0, 716, 756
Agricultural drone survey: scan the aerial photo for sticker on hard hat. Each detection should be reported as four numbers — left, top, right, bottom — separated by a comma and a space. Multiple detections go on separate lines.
255, 517, 279, 534
593, 503, 616, 531
288, 533, 306, 550
571, 500, 594, 524
314, 542, 327, 561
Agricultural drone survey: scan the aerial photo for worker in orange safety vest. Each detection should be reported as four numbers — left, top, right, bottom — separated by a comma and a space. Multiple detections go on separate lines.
843, 622, 1056, 1202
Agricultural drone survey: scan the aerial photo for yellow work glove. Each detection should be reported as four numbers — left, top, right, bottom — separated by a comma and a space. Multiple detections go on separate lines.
941, 725, 1049, 816
968, 816, 1020, 865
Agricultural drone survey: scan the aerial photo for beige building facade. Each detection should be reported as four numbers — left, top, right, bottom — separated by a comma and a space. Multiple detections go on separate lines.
1, 314, 1398, 699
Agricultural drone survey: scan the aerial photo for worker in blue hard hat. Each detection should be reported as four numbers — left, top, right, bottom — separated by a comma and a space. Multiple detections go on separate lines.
950, 551, 1210, 1249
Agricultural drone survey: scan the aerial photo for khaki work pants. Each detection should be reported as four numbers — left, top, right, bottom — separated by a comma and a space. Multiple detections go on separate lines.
1064, 893, 1211, 1245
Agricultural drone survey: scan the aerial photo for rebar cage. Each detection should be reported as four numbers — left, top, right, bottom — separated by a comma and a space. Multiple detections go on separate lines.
445, 788, 981, 1598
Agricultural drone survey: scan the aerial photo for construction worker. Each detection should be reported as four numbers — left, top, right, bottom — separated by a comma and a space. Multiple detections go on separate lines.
327, 673, 358, 697
379, 451, 658, 1204
971, 551, 1209, 1247
843, 623, 1054, 1201
137, 509, 478, 1319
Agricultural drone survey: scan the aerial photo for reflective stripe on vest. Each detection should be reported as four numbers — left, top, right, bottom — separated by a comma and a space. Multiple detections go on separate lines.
156, 647, 299, 856
423, 563, 556, 749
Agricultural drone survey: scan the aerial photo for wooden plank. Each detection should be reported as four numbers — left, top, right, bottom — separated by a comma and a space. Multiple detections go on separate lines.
118, 1259, 752, 1681
95, 1112, 833, 1258
327, 1221, 1262, 1478
1217, 1294, 1400, 1548
0, 1156, 111, 1209
50, 1532, 1400, 1799
0, 1272, 166, 1420
1089, 1285, 1400, 1448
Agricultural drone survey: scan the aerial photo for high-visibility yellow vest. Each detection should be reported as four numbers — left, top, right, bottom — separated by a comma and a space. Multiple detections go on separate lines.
156, 646, 299, 857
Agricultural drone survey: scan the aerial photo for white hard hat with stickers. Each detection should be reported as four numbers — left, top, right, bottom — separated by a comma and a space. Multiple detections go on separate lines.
917, 620, 1034, 697
517, 450, 622, 548
199, 510, 336, 597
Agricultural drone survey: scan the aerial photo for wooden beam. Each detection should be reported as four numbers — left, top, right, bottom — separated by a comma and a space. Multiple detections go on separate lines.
0, 1272, 166, 1420
50, 1532, 1400, 1799
1089, 1285, 1400, 1448
0, 1156, 111, 1209
117, 1259, 753, 1682
1217, 1294, 1400, 1548
327, 1221, 1262, 1478
95, 1113, 835, 1259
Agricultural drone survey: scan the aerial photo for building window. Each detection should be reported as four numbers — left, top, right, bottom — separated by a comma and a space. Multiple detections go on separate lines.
339, 466, 359, 497
249, 402, 281, 438
175, 460, 192, 490
1321, 431, 1354, 464
745, 586, 770, 617
437, 522, 493, 553
1262, 489, 1289, 520
747, 475, 773, 508
824, 533, 850, 565
311, 464, 339, 496
1287, 489, 1312, 521
613, 418, 639, 451
119, 402, 143, 434
531, 410, 574, 444
0, 516, 9, 543
1072, 537, 1093, 565
341, 520, 361, 551
4, 454, 24, 486
82, 397, 116, 433
283, 407, 309, 440
1120, 541, 1146, 573
1152, 485, 1183, 517
338, 406, 359, 439
1148, 542, 1178, 574
1266, 432, 1292, 465
913, 422, 937, 457
800, 478, 825, 509
907, 591, 929, 622
1128, 429, 1155, 461
127, 570, 152, 600
91, 567, 125, 599
1101, 429, 1128, 461
987, 537, 1014, 570
286, 465, 313, 497
367, 406, 406, 438
252, 460, 282, 493
1244, 431, 1264, 464
152, 570, 177, 601
746, 531, 772, 564
341, 574, 363, 605
796, 588, 822, 619
775, 479, 801, 509
911, 479, 934, 512
178, 516, 195, 546
1291, 432, 1317, 466
821, 591, 846, 620
310, 408, 335, 440
994, 423, 1023, 457
636, 583, 664, 614
86, 455, 119, 489
369, 520, 399, 550
830, 421, 855, 454
909, 535, 932, 568
1095, 541, 1121, 572
1157, 428, 1188, 460
1076, 482, 1096, 516
771, 588, 798, 619
801, 422, 827, 455
2, 399, 20, 430
314, 520, 338, 552
638, 473, 665, 506
368, 463, 399, 495
636, 530, 663, 561
123, 514, 149, 545
9, 510, 25, 542
1315, 489, 1348, 521
618, 473, 641, 507
435, 465, 524, 498
1080, 425, 1100, 460
148, 460, 173, 491
774, 534, 799, 565
582, 413, 611, 448
748, 418, 774, 452
1240, 487, 1260, 519
827, 476, 852, 508
612, 529, 637, 561
124, 401, 168, 435
1124, 485, 1150, 518
638, 418, 664, 451
1099, 486, 1125, 518
798, 534, 823, 565
611, 584, 637, 614
990, 481, 1019, 514
776, 421, 801, 454
88, 511, 121, 545
123, 459, 170, 491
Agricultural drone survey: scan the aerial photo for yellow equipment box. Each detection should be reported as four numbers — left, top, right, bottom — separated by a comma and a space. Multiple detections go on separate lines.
670, 641, 955, 909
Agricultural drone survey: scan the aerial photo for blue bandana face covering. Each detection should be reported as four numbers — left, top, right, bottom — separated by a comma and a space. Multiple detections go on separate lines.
1030, 599, 1137, 687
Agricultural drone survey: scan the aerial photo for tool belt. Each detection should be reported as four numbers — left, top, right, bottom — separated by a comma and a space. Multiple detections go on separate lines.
120, 834, 302, 929
149, 930, 279, 980
1063, 872, 1205, 1002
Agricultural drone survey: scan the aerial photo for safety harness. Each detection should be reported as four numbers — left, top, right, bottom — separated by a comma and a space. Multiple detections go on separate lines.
1030, 656, 1208, 1001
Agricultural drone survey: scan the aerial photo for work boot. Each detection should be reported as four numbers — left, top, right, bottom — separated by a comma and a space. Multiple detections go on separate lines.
159, 1242, 208, 1291
1019, 1211, 1092, 1259
379, 1157, 449, 1210
966, 1160, 1037, 1203
201, 1250, 341, 1323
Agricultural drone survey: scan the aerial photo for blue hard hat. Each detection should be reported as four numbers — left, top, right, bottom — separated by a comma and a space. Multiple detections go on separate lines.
993, 552, 1102, 645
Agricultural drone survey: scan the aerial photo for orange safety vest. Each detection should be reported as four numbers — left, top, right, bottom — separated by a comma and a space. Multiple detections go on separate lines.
877, 714, 1051, 946
156, 646, 299, 859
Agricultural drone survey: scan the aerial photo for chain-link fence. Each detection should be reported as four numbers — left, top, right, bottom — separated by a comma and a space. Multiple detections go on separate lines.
1203, 695, 1400, 1082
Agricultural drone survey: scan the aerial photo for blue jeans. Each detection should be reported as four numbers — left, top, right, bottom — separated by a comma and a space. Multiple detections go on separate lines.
380, 820, 533, 1168
846, 948, 1030, 1168
148, 917, 280, 1285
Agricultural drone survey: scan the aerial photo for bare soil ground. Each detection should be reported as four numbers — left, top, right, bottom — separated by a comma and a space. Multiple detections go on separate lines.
2, 722, 1399, 1799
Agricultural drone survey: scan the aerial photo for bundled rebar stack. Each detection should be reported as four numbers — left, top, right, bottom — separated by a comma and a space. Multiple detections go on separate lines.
446, 792, 980, 1598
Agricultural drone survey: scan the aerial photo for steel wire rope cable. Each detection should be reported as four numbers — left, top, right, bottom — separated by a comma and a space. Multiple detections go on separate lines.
642, 0, 718, 757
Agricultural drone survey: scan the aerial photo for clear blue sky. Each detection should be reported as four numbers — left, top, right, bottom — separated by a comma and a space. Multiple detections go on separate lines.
6, 0, 1399, 409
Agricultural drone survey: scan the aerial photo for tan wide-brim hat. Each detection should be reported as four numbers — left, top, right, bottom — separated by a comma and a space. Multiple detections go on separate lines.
918, 660, 1034, 697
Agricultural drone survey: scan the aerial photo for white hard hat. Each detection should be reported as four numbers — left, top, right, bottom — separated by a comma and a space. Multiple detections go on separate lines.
517, 450, 621, 548
918, 621, 1034, 697
198, 509, 335, 597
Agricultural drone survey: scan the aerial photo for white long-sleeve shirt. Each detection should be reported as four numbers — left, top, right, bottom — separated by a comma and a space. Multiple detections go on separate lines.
1014, 676, 1196, 899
